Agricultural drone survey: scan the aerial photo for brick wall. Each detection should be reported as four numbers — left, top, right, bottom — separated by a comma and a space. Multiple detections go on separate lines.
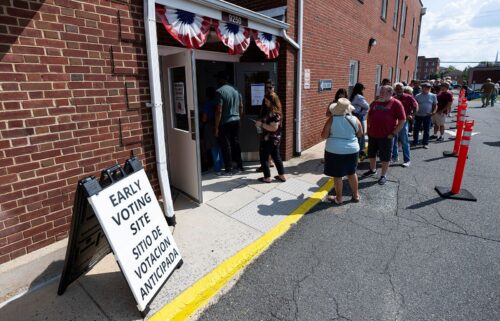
0, 0, 155, 264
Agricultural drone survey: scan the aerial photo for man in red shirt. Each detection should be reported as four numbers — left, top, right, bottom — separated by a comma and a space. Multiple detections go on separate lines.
431, 82, 453, 141
392, 83, 418, 167
364, 85, 406, 185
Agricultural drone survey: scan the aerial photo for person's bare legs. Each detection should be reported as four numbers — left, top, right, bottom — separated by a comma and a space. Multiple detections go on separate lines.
369, 157, 376, 171
347, 174, 359, 200
380, 161, 389, 177
439, 125, 445, 136
334, 177, 343, 203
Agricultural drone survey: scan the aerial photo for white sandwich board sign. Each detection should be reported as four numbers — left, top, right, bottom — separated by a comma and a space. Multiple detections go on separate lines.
88, 168, 182, 312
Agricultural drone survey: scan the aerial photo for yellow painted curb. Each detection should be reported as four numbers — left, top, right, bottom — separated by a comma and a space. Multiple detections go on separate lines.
148, 178, 334, 321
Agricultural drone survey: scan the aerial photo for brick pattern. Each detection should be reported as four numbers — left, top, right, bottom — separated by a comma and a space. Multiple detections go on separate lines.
0, 0, 156, 264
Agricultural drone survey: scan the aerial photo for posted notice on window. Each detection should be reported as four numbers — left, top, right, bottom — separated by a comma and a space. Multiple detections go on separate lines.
174, 82, 186, 115
87, 169, 182, 312
251, 83, 265, 106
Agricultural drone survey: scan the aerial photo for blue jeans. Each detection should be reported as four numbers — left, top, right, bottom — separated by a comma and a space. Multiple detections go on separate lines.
413, 115, 431, 146
392, 121, 410, 162
210, 146, 224, 172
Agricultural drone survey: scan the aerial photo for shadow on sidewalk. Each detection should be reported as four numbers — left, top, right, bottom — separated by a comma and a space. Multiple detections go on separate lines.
406, 196, 445, 210
484, 141, 500, 147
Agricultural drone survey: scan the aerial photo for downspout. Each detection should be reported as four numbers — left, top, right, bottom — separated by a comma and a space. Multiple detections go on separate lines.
294, 0, 304, 156
394, 0, 404, 83
144, 0, 176, 226
414, 7, 426, 79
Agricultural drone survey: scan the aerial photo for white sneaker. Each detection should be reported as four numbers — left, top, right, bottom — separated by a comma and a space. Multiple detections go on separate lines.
402, 161, 411, 168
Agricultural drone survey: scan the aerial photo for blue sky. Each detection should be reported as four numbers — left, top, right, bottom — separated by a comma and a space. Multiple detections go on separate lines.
420, 0, 500, 70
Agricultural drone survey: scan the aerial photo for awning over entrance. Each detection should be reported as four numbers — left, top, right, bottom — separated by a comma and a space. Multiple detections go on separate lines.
155, 0, 288, 59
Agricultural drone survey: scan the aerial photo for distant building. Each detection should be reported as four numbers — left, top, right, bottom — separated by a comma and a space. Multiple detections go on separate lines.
468, 66, 500, 86
441, 69, 463, 82
417, 56, 440, 79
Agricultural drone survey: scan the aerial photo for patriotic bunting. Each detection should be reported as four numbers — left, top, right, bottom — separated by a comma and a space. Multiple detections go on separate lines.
156, 5, 211, 49
253, 31, 280, 59
214, 20, 251, 55
155, 5, 281, 58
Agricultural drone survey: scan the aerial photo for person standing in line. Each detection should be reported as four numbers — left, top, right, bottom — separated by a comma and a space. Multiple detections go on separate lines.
321, 98, 362, 204
431, 82, 453, 141
410, 80, 421, 96
201, 87, 224, 175
326, 88, 349, 116
392, 83, 418, 167
480, 78, 495, 107
491, 81, 499, 107
413, 83, 437, 149
255, 82, 286, 183
404, 85, 415, 135
375, 78, 392, 99
349, 83, 369, 158
363, 86, 406, 185
214, 71, 244, 175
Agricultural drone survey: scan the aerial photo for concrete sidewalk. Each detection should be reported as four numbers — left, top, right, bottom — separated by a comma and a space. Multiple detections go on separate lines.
0, 142, 329, 321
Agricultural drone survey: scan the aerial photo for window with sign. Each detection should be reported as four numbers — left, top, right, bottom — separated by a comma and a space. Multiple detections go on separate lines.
348, 60, 359, 95
170, 67, 189, 132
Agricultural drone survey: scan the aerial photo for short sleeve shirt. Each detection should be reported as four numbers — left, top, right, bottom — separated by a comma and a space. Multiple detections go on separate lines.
395, 93, 418, 116
216, 84, 241, 124
415, 92, 437, 116
263, 112, 282, 145
437, 91, 453, 113
367, 98, 406, 139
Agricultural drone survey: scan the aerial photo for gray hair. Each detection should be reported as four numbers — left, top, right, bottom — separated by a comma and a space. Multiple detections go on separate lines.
393, 82, 404, 89
381, 85, 394, 95
403, 86, 413, 94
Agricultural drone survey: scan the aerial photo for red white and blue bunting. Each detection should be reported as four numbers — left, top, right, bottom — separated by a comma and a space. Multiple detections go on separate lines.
156, 5, 211, 49
253, 31, 280, 59
213, 20, 251, 55
155, 5, 281, 59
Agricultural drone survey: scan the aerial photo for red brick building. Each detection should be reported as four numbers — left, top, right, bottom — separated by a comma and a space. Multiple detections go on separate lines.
416, 56, 440, 80
0, 0, 424, 263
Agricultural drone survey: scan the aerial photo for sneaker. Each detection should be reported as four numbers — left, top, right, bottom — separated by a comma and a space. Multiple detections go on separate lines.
423, 145, 429, 149
429, 135, 438, 139
378, 176, 387, 185
436, 136, 444, 142
215, 171, 223, 176
402, 161, 411, 168
223, 170, 233, 176
362, 169, 377, 177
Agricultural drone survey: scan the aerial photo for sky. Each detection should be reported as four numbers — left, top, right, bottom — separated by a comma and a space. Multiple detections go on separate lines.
419, 0, 500, 71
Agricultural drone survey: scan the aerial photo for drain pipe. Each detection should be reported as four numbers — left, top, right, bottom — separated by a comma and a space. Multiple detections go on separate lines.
294, 0, 304, 156
144, 0, 176, 226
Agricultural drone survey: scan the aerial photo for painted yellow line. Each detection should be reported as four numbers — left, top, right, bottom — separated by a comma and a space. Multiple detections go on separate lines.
148, 178, 334, 321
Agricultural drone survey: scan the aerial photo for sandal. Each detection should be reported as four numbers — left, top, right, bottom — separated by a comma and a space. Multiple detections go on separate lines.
327, 195, 342, 205
274, 175, 287, 182
258, 177, 272, 183
351, 195, 361, 203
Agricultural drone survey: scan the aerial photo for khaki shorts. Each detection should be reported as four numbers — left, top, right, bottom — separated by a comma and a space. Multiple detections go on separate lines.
432, 113, 446, 126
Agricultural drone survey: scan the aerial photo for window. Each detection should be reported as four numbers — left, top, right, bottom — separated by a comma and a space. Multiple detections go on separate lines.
410, 17, 415, 43
349, 60, 359, 94
388, 67, 393, 82
393, 0, 399, 30
381, 0, 388, 20
375, 64, 383, 96
401, 3, 407, 36
396, 68, 401, 82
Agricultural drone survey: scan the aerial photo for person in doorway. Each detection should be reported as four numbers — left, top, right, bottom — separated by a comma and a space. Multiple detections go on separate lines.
255, 84, 286, 183
480, 78, 495, 107
214, 71, 244, 175
321, 98, 362, 204
363, 85, 406, 185
431, 82, 453, 141
349, 83, 369, 158
392, 82, 418, 167
413, 82, 437, 149
201, 87, 224, 175
256, 80, 279, 172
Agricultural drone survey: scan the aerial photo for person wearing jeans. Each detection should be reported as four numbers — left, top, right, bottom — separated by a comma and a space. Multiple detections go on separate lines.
392, 83, 418, 167
413, 83, 437, 149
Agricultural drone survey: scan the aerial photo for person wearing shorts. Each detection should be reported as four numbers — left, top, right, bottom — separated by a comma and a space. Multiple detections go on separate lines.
363, 85, 406, 185
432, 82, 453, 141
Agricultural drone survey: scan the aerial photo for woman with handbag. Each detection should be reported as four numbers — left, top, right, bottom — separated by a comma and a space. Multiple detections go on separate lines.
255, 81, 286, 183
321, 98, 363, 204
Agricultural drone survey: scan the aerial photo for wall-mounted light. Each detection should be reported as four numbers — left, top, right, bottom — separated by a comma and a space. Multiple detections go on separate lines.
368, 38, 377, 47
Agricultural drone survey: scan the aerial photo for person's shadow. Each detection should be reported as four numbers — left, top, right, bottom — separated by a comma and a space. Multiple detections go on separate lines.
257, 194, 306, 216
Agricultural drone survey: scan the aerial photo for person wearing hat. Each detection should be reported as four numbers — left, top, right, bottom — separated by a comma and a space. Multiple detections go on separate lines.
321, 98, 363, 204
480, 78, 495, 107
431, 82, 453, 141
413, 82, 437, 148
214, 71, 244, 175
363, 86, 406, 185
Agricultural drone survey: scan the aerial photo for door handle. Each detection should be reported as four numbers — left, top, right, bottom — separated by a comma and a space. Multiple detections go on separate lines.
189, 110, 196, 140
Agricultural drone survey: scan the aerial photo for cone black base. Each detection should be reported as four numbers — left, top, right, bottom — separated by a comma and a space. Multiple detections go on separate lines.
443, 151, 458, 157
435, 186, 477, 202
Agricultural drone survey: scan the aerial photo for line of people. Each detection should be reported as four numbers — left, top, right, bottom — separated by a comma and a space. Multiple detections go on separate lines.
321, 79, 455, 204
